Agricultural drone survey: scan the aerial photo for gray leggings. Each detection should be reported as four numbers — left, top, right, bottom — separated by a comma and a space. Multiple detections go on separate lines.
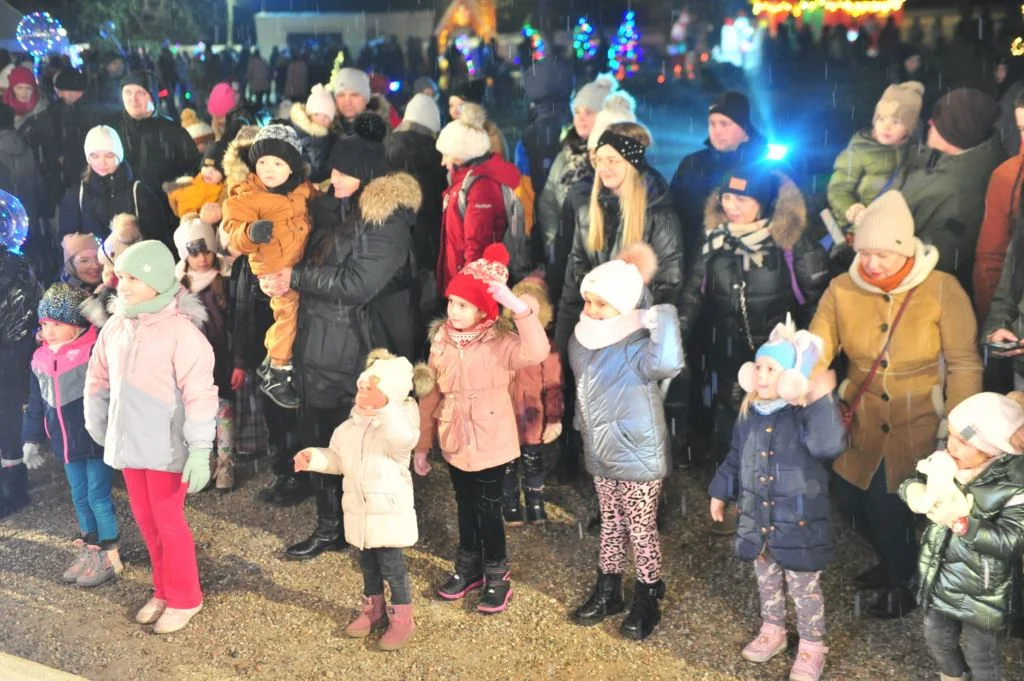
923, 610, 1003, 681
359, 547, 411, 605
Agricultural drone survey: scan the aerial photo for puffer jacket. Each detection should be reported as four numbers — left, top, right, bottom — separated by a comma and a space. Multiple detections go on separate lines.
536, 127, 589, 253
83, 289, 218, 472
709, 398, 847, 572
307, 400, 420, 549
507, 277, 563, 445
385, 123, 447, 275
290, 102, 335, 184
109, 111, 202, 191
222, 174, 314, 274
58, 164, 171, 249
568, 304, 684, 482
827, 129, 908, 230
166, 174, 226, 219
416, 305, 550, 472
23, 326, 104, 464
0, 129, 41, 222
292, 173, 421, 409
899, 454, 1024, 633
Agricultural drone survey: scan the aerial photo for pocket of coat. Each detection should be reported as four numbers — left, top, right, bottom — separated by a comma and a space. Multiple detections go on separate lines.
469, 397, 506, 452
435, 401, 459, 453
364, 492, 394, 516
612, 421, 638, 449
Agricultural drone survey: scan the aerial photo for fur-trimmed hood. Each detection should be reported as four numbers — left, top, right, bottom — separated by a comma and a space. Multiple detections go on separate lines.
702, 171, 807, 251
359, 172, 422, 225
223, 125, 259, 193
290, 102, 330, 138
108, 287, 208, 328
427, 315, 515, 346
505, 277, 553, 328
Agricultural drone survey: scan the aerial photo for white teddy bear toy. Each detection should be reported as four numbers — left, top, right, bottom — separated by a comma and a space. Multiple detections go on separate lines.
905, 450, 962, 515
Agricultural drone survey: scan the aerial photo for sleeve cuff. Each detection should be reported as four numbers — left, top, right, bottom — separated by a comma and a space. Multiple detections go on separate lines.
307, 449, 330, 473
962, 516, 982, 542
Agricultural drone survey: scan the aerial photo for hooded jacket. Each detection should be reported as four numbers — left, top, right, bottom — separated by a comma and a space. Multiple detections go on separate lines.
291, 173, 421, 409
290, 102, 335, 184
974, 152, 1024, 321
109, 110, 201, 191
506, 278, 563, 445
23, 326, 105, 464
385, 122, 447, 275
222, 175, 315, 274
58, 163, 171, 248
827, 129, 909, 231
223, 128, 257, 195
84, 289, 218, 472
166, 173, 226, 219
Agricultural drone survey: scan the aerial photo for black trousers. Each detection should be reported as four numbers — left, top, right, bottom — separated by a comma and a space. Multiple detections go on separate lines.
449, 462, 507, 563
360, 548, 411, 604
299, 403, 349, 531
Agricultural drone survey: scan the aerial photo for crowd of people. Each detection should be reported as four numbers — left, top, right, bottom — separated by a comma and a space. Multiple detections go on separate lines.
1, 27, 1024, 680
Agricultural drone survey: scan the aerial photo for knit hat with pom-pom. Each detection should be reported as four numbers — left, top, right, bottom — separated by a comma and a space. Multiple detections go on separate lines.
329, 112, 390, 184
436, 102, 491, 161
38, 282, 90, 328
98, 213, 142, 269
446, 243, 511, 321
580, 243, 658, 314
588, 104, 638, 150
207, 82, 238, 118
181, 108, 215, 145
573, 73, 618, 114
249, 123, 306, 187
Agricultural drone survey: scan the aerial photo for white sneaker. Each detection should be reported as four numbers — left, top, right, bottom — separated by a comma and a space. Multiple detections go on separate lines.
152, 603, 203, 634
135, 597, 167, 624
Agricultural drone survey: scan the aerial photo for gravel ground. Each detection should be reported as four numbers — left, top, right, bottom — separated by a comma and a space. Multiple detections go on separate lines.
2, 456, 1023, 681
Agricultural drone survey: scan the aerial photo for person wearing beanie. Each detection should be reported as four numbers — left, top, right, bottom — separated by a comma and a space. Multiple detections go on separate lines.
293, 349, 434, 651
709, 316, 843, 680
54, 68, 87, 96
809, 190, 982, 620
568, 243, 684, 640
165, 140, 228, 219
515, 57, 575, 216
206, 81, 254, 146
414, 242, 548, 614
290, 83, 338, 183
899, 392, 1024, 681
52, 68, 102, 193
435, 103, 522, 293
412, 75, 439, 101
3, 66, 42, 120
827, 81, 924, 232
23, 282, 122, 588
207, 82, 238, 121
897, 87, 1004, 295
2, 65, 56, 213
447, 77, 508, 160
97, 213, 142, 287
400, 93, 441, 136
84, 239, 217, 634
330, 67, 371, 125
222, 123, 315, 409
180, 108, 215, 153
60, 232, 103, 291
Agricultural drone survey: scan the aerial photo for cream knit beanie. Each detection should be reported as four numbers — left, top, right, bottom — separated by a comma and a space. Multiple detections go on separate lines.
853, 190, 916, 258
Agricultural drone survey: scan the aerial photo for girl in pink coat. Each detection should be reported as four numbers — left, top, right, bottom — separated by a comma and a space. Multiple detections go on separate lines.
84, 241, 218, 635
415, 243, 548, 614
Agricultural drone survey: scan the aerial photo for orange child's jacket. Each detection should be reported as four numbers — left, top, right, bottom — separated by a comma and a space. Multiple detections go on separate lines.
167, 174, 226, 218
221, 174, 315, 364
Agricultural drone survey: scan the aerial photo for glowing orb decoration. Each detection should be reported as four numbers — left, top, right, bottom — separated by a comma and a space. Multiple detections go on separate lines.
17, 12, 70, 59
0, 190, 29, 254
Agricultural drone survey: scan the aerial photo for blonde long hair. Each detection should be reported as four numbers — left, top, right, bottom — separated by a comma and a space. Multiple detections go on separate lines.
587, 122, 652, 254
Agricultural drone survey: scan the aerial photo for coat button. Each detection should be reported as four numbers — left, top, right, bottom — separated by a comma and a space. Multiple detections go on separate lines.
883, 294, 891, 302
880, 323, 889, 332
762, 501, 769, 507
880, 360, 889, 369
881, 424, 891, 433
759, 476, 766, 483
799, 520, 806, 527
761, 527, 767, 534
881, 393, 890, 401
760, 451, 767, 457
766, 427, 773, 433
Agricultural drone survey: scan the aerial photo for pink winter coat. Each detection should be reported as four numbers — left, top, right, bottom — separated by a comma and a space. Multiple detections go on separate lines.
307, 400, 420, 549
84, 289, 218, 472
417, 303, 548, 472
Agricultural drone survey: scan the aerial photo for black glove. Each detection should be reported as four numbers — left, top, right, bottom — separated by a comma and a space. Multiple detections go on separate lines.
249, 220, 273, 244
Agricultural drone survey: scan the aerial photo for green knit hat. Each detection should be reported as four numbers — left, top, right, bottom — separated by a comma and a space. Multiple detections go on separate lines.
115, 240, 177, 295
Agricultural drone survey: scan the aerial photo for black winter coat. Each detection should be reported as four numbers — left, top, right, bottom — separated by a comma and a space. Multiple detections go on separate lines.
15, 100, 58, 217
0, 129, 41, 222
289, 103, 335, 184
228, 255, 275, 370
58, 164, 171, 249
0, 247, 40, 458
519, 100, 571, 198
291, 173, 421, 409
109, 111, 201, 192
384, 123, 447, 273
51, 97, 103, 192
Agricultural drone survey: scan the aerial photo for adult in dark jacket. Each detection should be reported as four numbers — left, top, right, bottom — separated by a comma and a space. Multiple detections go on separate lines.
58, 125, 170, 249
51, 69, 102, 194
4, 66, 58, 218
678, 164, 828, 456
516, 57, 573, 200
0, 104, 45, 277
260, 114, 420, 560
95, 53, 128, 116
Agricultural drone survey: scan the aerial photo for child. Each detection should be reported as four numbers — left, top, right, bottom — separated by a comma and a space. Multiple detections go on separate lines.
899, 392, 1024, 681
708, 318, 845, 681
84, 240, 218, 634
294, 349, 433, 651
80, 214, 141, 330
166, 141, 228, 219
22, 283, 121, 587
61, 232, 103, 292
414, 244, 548, 614
568, 244, 684, 641
827, 81, 924, 235
222, 124, 314, 410
174, 214, 235, 491
503, 275, 563, 526
290, 83, 337, 183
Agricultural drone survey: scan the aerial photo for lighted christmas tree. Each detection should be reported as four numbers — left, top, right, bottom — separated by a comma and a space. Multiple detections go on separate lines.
608, 10, 643, 79
522, 21, 546, 62
572, 16, 598, 61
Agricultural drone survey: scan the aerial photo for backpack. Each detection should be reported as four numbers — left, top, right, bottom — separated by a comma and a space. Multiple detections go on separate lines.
457, 170, 533, 285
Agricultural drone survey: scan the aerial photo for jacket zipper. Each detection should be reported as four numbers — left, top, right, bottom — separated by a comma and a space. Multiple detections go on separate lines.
53, 357, 70, 464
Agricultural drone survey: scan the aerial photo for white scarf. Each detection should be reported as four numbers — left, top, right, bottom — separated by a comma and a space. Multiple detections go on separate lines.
574, 310, 645, 350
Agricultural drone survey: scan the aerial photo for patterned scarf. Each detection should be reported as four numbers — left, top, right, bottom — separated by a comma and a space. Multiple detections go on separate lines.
558, 137, 592, 190
702, 219, 772, 271
446, 318, 496, 349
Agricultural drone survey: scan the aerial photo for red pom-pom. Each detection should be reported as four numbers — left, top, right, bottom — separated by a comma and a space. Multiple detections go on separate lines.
482, 243, 510, 267
616, 243, 658, 285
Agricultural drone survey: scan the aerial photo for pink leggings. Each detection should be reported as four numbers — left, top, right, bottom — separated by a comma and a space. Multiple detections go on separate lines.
593, 476, 663, 584
122, 469, 202, 609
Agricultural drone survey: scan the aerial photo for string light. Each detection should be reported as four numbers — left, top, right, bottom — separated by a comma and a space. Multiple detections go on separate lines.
573, 17, 599, 61
522, 22, 546, 62
0, 190, 29, 255
454, 33, 478, 77
751, 0, 905, 18
16, 12, 71, 61
608, 10, 643, 80
1013, 37, 1024, 56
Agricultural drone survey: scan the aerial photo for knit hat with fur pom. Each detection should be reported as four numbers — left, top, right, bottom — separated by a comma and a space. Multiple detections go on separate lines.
174, 213, 217, 261
305, 83, 337, 120
98, 214, 142, 269
436, 102, 491, 161
580, 243, 658, 314
181, 108, 215, 145
446, 243, 510, 322
948, 392, 1024, 456
329, 112, 390, 184
38, 282, 90, 327
249, 123, 306, 184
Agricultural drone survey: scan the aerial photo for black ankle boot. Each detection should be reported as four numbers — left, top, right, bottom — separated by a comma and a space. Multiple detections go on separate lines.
521, 447, 546, 524
477, 560, 512, 614
437, 548, 484, 600
502, 463, 524, 526
524, 489, 546, 524
619, 579, 665, 640
270, 473, 311, 507
0, 463, 30, 519
573, 572, 625, 625
283, 476, 347, 560
261, 365, 300, 409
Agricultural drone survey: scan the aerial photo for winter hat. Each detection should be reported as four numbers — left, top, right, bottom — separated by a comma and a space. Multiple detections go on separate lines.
207, 82, 238, 118
249, 123, 305, 177
62, 232, 100, 264
0, 103, 13, 130
948, 392, 1024, 456
98, 214, 142, 269
874, 81, 925, 132
329, 112, 390, 184
932, 88, 999, 151
522, 57, 574, 104
412, 76, 439, 97
595, 129, 647, 170
738, 315, 824, 403
83, 125, 124, 163
720, 163, 781, 212
580, 243, 658, 314
360, 350, 415, 406
330, 67, 371, 101
180, 108, 215, 145
305, 83, 336, 120
708, 91, 752, 132
174, 214, 217, 261
450, 77, 486, 105
0, 64, 13, 90
402, 93, 441, 135
588, 109, 637, 150
436, 102, 491, 161
853, 190, 916, 258
120, 70, 159, 107
38, 283, 90, 327
445, 243, 511, 322
203, 139, 228, 175
54, 68, 87, 92
572, 73, 617, 113
115, 240, 178, 295
2, 67, 38, 115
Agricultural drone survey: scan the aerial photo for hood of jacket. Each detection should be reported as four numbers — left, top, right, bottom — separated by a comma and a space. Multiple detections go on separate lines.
927, 135, 1005, 177
32, 324, 98, 370
359, 171, 422, 225
290, 102, 330, 138
223, 130, 256, 192
109, 287, 208, 328
457, 153, 521, 190
702, 171, 807, 251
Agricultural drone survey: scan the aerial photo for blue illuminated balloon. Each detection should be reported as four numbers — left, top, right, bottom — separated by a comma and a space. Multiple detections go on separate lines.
0, 190, 29, 254
17, 12, 70, 60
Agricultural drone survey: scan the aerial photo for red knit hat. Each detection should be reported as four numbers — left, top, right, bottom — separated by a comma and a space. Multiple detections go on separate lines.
445, 243, 510, 321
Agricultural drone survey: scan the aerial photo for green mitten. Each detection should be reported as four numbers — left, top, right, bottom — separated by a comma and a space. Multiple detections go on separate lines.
181, 448, 212, 494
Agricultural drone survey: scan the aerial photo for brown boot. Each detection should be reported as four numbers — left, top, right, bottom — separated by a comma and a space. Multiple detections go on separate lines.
378, 604, 415, 651
213, 452, 235, 491
345, 594, 386, 638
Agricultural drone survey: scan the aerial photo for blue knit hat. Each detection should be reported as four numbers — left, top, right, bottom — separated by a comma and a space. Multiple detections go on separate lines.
738, 315, 824, 403
755, 340, 798, 373
38, 282, 89, 327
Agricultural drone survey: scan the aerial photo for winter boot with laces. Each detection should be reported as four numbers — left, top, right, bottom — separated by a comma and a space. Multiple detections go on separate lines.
741, 622, 788, 662
502, 463, 524, 526
261, 365, 300, 410
344, 594, 387, 638
573, 572, 625, 625
477, 560, 512, 614
76, 545, 123, 587
213, 451, 235, 491
437, 548, 484, 600
619, 579, 665, 640
62, 537, 91, 583
379, 604, 415, 651
788, 639, 828, 681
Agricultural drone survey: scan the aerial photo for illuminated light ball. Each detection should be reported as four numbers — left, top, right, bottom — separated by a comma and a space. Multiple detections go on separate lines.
17, 11, 70, 59
0, 190, 29, 254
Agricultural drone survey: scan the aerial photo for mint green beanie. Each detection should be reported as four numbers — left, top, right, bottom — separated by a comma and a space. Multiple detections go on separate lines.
115, 240, 177, 295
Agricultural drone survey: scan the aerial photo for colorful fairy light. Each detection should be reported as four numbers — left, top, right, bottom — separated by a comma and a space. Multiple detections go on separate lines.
751, 0, 905, 18
522, 22, 546, 62
0, 190, 29, 255
17, 12, 71, 61
573, 17, 599, 61
454, 33, 478, 77
608, 10, 643, 79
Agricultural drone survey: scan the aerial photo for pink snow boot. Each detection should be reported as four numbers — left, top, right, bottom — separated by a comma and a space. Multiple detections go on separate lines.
789, 639, 828, 681
741, 622, 788, 663
345, 594, 387, 638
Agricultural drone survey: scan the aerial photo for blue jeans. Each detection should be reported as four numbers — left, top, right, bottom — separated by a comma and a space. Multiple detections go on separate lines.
64, 458, 118, 547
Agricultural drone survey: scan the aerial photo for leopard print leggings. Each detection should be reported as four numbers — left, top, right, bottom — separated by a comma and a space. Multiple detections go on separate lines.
593, 476, 663, 583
